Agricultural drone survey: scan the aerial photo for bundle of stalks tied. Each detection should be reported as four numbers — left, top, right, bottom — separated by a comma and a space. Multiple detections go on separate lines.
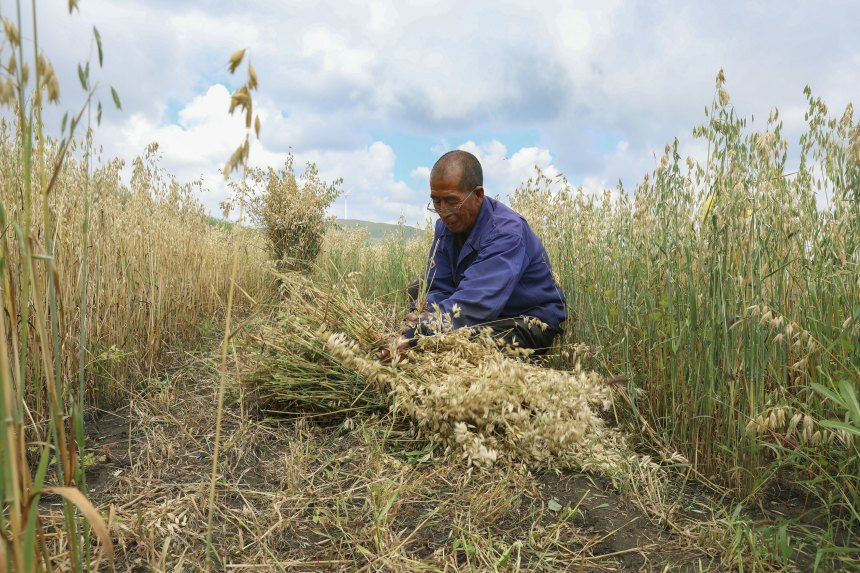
242, 272, 615, 469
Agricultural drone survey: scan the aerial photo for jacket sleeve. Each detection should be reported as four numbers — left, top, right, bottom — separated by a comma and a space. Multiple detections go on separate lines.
414, 229, 527, 335
423, 232, 455, 308
402, 231, 455, 340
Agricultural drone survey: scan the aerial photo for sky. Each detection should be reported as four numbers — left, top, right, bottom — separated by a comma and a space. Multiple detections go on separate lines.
3, 0, 858, 225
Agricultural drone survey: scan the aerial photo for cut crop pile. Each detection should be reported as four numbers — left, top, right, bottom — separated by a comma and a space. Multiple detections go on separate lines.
241, 272, 625, 471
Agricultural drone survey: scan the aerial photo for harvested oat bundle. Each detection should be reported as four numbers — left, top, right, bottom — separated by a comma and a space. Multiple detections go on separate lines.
243, 272, 614, 469
325, 327, 611, 468
240, 274, 389, 414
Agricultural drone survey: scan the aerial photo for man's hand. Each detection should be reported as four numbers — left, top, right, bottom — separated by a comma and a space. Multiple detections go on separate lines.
404, 310, 430, 328
379, 310, 430, 363
379, 334, 411, 364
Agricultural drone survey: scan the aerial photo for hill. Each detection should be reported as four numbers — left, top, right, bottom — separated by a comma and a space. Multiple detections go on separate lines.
334, 218, 424, 242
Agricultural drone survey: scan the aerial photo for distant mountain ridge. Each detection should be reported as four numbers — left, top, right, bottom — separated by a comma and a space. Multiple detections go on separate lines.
334, 219, 424, 242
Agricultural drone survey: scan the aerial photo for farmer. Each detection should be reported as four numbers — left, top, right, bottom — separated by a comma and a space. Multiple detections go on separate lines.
381, 150, 566, 361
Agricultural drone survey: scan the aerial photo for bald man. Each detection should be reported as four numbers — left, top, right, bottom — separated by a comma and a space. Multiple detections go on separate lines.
383, 150, 567, 360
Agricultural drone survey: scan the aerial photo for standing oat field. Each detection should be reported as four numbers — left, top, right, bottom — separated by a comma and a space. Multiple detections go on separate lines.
1, 1, 858, 572
309, 74, 860, 570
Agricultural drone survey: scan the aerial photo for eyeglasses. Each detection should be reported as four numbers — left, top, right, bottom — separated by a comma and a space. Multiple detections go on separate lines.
426, 189, 475, 215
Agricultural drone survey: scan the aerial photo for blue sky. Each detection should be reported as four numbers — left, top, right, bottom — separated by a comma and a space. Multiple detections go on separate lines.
370, 128, 542, 181
5, 0, 858, 225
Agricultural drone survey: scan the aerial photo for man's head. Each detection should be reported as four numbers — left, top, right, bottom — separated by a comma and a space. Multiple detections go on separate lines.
429, 150, 485, 235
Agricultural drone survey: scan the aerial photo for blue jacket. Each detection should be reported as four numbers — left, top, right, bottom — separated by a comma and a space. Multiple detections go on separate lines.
407, 197, 566, 338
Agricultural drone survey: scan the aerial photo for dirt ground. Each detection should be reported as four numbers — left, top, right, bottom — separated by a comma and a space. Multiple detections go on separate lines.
60, 334, 746, 573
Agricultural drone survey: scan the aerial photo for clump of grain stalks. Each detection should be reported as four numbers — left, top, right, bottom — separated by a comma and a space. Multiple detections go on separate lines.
242, 155, 343, 272
241, 271, 391, 414
510, 74, 859, 499
1, 9, 268, 569
241, 272, 625, 472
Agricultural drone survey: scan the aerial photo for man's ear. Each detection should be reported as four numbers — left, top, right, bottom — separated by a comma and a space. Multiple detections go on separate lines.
474, 186, 485, 199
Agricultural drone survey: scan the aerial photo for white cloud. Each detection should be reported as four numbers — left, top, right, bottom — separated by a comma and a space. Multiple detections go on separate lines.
117, 85, 243, 170
109, 83, 426, 224
9, 0, 855, 224
556, 8, 593, 53
456, 140, 560, 199
304, 142, 425, 225
410, 166, 431, 180
408, 140, 562, 211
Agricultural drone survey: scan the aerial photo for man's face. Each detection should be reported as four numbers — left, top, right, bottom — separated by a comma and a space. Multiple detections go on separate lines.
429, 172, 484, 235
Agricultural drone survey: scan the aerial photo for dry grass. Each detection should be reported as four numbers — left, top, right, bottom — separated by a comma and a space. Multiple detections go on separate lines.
9, 272, 788, 572
313, 77, 860, 566
78, 330, 727, 572
2, 12, 269, 566
240, 271, 630, 473
225, 271, 798, 570
0, 130, 269, 408
4, 9, 853, 567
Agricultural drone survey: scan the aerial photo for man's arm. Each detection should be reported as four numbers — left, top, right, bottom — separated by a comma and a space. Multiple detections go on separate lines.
383, 228, 453, 359
413, 230, 455, 310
